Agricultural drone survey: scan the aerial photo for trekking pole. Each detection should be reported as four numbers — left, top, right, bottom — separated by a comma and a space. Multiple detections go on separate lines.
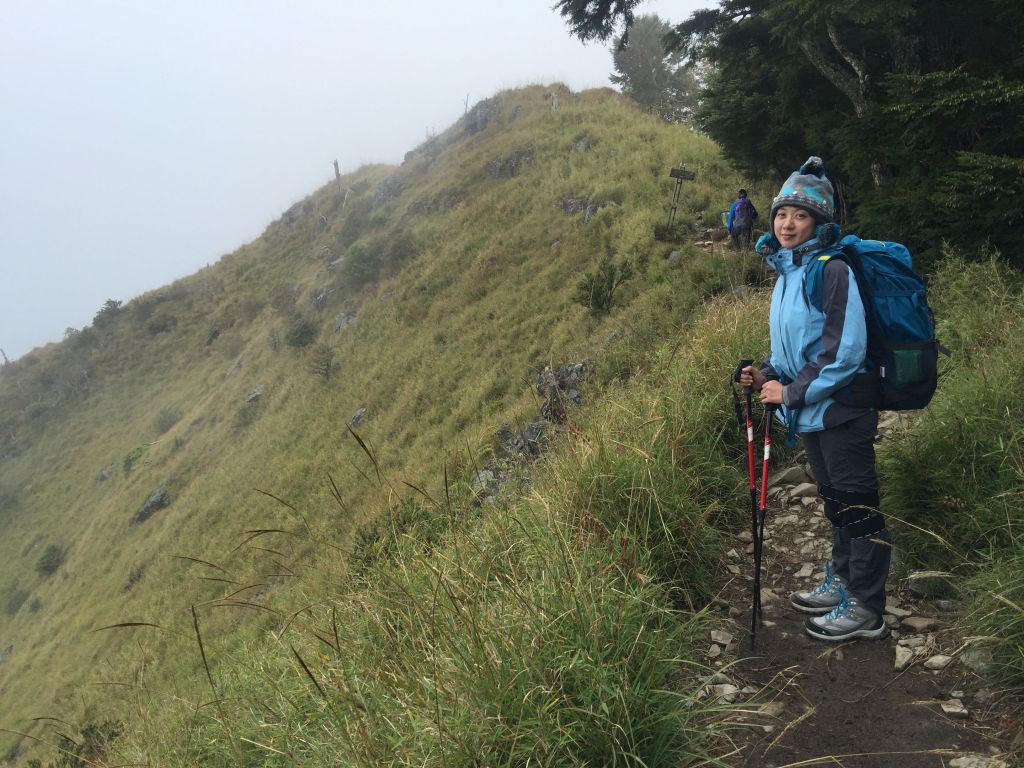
752, 404, 776, 646
732, 359, 760, 646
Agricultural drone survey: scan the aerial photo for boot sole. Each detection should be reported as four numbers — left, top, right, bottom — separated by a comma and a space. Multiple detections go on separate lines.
804, 623, 890, 642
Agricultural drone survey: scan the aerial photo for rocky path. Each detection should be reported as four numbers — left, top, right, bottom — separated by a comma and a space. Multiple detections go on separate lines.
702, 413, 1017, 768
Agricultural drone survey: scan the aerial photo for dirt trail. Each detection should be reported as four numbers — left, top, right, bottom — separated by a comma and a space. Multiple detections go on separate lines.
704, 413, 1018, 768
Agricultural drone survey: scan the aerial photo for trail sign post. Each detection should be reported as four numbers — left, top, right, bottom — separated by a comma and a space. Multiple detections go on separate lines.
667, 163, 695, 230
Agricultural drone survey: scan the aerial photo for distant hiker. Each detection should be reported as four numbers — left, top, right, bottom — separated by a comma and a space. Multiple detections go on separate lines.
739, 156, 891, 643
727, 189, 758, 251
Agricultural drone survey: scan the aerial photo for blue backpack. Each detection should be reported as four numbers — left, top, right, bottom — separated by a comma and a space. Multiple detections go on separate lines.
804, 235, 947, 411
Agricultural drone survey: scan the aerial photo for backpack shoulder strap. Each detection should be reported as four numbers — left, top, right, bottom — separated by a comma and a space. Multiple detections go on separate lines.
802, 247, 845, 312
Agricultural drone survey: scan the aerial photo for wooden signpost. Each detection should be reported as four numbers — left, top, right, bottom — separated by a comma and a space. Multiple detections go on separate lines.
667, 163, 696, 230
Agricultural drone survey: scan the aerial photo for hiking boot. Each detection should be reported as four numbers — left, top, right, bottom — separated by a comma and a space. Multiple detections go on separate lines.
789, 561, 845, 615
804, 588, 888, 641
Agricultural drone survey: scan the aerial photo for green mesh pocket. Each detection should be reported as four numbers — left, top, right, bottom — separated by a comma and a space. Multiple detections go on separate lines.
879, 341, 939, 410
889, 348, 927, 386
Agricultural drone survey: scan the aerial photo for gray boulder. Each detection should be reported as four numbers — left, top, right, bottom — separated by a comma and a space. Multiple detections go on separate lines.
133, 488, 170, 525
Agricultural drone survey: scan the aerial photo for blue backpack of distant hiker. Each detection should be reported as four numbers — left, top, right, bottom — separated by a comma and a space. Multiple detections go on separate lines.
804, 234, 946, 411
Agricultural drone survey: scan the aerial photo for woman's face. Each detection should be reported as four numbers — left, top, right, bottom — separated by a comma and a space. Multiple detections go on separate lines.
773, 206, 816, 249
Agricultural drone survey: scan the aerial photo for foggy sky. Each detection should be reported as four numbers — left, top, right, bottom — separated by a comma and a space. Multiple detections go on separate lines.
0, 0, 700, 361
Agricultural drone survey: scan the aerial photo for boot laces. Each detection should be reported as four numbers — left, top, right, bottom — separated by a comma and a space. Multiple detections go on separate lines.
809, 561, 837, 596
822, 587, 852, 621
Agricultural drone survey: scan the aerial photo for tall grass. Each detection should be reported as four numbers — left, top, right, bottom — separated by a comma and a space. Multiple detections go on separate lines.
118, 482, 730, 766
111, 291, 776, 766
880, 254, 1024, 692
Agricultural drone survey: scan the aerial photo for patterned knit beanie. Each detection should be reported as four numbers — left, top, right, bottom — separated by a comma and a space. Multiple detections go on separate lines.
770, 156, 835, 222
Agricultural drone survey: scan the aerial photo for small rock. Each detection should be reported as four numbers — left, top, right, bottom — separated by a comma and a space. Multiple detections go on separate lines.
737, 530, 754, 543
886, 604, 912, 618
727, 564, 741, 575
709, 672, 731, 685
894, 645, 915, 671
794, 563, 815, 578
971, 688, 996, 705
727, 548, 740, 559
949, 756, 1009, 768
941, 698, 969, 718
884, 614, 900, 629
707, 644, 722, 659
960, 648, 993, 674
790, 482, 818, 498
899, 635, 928, 650
711, 684, 739, 703
902, 616, 943, 633
348, 406, 368, 428
906, 572, 949, 598
710, 630, 733, 646
924, 654, 953, 670
769, 466, 808, 486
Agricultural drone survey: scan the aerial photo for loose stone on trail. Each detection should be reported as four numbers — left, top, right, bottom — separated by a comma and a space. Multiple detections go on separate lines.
903, 616, 944, 633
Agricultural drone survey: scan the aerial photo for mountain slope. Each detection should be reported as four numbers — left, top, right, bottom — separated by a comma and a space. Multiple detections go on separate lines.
0, 84, 754, 762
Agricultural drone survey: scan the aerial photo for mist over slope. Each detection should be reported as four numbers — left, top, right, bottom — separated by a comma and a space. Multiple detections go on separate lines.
0, 84, 751, 760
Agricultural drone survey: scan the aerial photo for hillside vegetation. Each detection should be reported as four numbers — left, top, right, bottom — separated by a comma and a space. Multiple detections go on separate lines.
0, 85, 760, 763
2, 83, 1021, 766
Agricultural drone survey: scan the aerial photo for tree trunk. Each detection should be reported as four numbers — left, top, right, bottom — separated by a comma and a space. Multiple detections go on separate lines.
799, 23, 884, 187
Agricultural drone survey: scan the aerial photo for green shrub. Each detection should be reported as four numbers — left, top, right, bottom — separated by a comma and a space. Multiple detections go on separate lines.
234, 402, 261, 430
337, 240, 382, 290
284, 315, 318, 348
337, 196, 373, 246
123, 444, 148, 473
35, 544, 65, 576
574, 254, 634, 315
92, 299, 123, 327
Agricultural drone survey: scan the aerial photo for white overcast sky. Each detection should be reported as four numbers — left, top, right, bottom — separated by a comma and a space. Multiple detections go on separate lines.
0, 0, 705, 361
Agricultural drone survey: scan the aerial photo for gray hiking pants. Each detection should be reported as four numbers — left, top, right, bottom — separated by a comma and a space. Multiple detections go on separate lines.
801, 410, 892, 615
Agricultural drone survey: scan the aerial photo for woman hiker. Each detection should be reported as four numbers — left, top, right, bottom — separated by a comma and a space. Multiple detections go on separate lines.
739, 156, 891, 642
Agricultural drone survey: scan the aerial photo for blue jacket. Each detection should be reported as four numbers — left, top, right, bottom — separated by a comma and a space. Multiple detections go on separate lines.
759, 234, 872, 434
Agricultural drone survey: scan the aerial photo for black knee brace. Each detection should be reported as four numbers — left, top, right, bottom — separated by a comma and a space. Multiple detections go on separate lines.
819, 484, 885, 538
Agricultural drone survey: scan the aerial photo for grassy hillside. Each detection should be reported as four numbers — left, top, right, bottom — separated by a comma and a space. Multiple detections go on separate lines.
0, 84, 766, 762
